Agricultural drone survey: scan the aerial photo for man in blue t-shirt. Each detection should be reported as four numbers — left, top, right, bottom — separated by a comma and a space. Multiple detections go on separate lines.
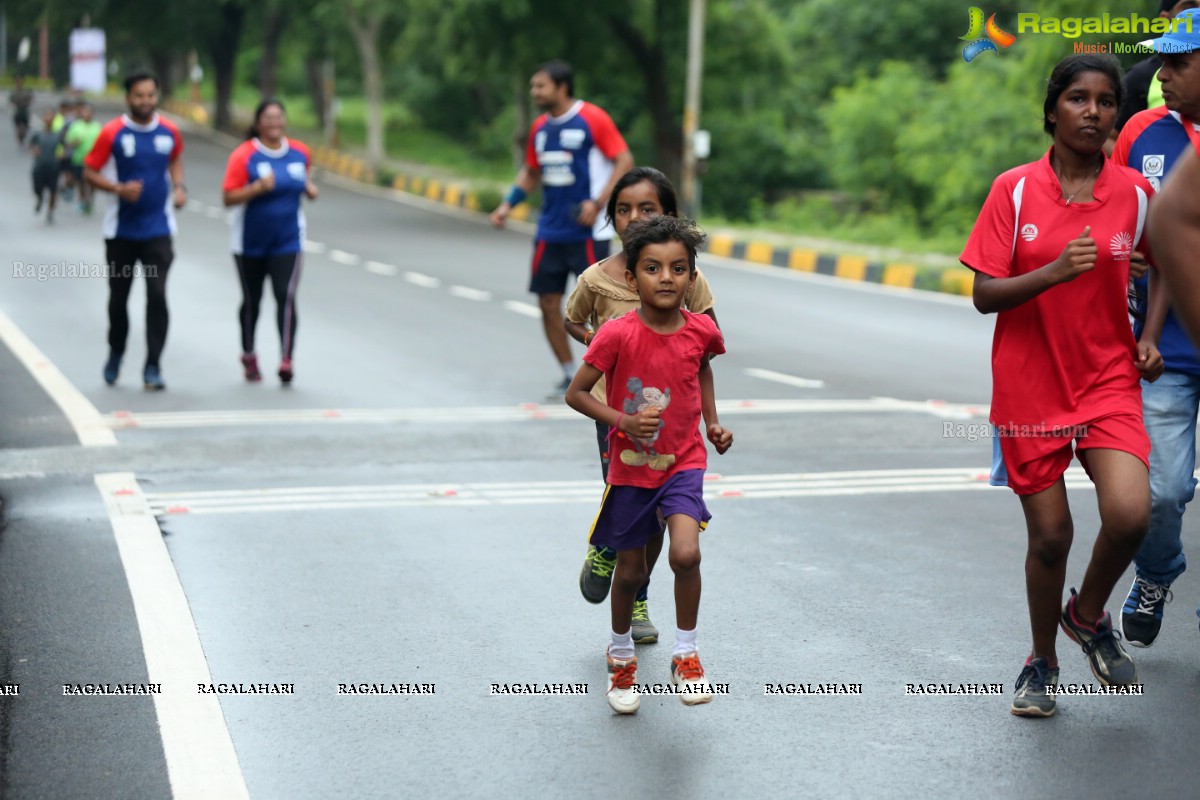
1112, 10, 1200, 646
84, 71, 187, 390
491, 60, 633, 395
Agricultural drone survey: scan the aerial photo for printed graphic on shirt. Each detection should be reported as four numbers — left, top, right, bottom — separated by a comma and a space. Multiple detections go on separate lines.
1020, 223, 1038, 242
1110, 231, 1133, 260
620, 378, 675, 471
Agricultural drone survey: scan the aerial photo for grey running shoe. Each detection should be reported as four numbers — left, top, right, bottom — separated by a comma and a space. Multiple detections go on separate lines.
1121, 576, 1172, 648
579, 546, 616, 604
1011, 656, 1059, 718
631, 599, 658, 644
1060, 587, 1138, 685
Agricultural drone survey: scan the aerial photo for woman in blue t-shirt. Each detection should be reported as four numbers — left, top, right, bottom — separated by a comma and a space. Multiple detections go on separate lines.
222, 99, 318, 384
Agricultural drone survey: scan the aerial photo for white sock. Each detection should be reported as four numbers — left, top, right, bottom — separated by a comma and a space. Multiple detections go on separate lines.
610, 629, 635, 660
673, 627, 698, 658
562, 360, 576, 379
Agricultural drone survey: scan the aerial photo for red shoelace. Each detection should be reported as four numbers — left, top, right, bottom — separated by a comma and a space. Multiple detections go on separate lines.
673, 654, 705, 682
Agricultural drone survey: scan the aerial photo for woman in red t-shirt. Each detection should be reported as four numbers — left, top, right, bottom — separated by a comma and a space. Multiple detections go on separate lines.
962, 54, 1163, 718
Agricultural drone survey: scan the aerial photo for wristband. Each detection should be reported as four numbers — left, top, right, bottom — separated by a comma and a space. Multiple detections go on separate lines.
583, 329, 594, 346
607, 414, 625, 440
505, 185, 527, 206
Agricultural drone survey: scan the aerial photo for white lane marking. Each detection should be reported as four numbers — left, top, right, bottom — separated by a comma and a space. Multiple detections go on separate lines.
404, 271, 441, 289
329, 249, 361, 266
104, 398, 989, 430
185, 202, 205, 213
503, 300, 542, 318
96, 473, 249, 799
365, 260, 398, 276
448, 285, 493, 302
0, 310, 116, 447
203, 207, 225, 220
302, 240, 327, 254
745, 367, 825, 389
145, 468, 1092, 515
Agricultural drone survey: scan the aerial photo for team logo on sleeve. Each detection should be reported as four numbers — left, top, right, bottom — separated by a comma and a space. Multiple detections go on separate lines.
1020, 223, 1038, 242
1110, 231, 1133, 260
1141, 155, 1164, 177
120, 133, 136, 157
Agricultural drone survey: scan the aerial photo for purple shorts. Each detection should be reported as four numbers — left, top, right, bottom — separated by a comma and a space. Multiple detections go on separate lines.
588, 469, 711, 552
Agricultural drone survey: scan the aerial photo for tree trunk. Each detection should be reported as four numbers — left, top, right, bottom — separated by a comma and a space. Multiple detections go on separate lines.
605, 12, 682, 185
210, 1, 246, 131
305, 55, 326, 130
344, 4, 385, 165
149, 49, 175, 99
511, 71, 529, 171
259, 6, 288, 97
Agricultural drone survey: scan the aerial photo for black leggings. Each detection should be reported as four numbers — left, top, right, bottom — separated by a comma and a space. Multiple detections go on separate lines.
235, 252, 301, 360
106, 237, 173, 367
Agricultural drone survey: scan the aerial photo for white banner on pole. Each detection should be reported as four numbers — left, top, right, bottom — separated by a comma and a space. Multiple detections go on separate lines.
70, 28, 106, 92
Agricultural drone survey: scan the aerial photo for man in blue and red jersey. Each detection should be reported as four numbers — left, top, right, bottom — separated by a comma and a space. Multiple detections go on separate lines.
1112, 9, 1200, 647
84, 71, 187, 391
491, 60, 634, 395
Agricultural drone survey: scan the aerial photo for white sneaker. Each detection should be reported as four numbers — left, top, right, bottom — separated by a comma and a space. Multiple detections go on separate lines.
606, 652, 640, 715
671, 652, 713, 705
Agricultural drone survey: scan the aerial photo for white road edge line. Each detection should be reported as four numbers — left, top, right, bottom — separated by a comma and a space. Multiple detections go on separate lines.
744, 367, 825, 389
365, 260, 398, 276
0, 309, 116, 447
302, 240, 327, 254
503, 300, 542, 318
95, 473, 249, 800
449, 285, 493, 302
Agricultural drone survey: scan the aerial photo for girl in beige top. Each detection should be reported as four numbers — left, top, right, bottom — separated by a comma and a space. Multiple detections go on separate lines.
565, 166, 719, 646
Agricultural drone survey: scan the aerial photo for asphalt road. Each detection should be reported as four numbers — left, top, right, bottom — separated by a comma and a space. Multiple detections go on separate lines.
2, 100, 1200, 799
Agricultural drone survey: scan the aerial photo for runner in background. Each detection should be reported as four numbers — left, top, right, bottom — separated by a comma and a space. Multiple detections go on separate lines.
9, 75, 33, 145
223, 99, 317, 385
491, 60, 634, 396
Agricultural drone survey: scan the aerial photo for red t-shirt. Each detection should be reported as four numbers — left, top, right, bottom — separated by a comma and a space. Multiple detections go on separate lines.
584, 309, 725, 488
960, 148, 1153, 430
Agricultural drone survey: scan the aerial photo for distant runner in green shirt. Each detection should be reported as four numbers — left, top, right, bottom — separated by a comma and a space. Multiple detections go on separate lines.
65, 103, 101, 214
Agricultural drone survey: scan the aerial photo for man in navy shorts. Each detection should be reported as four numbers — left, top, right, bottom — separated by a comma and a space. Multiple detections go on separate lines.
491, 59, 633, 394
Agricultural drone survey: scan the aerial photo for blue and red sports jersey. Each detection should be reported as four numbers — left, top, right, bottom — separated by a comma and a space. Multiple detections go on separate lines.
1113, 106, 1200, 375
525, 100, 628, 243
84, 113, 183, 240
222, 138, 311, 257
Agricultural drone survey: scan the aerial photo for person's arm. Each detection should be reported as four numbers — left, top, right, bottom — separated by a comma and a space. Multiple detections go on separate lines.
565, 319, 591, 345
491, 165, 540, 228
566, 363, 661, 438
576, 148, 634, 227
564, 279, 597, 345
1148, 147, 1200, 346
224, 178, 273, 207
83, 166, 142, 202
698, 360, 732, 454
168, 155, 186, 209
972, 226, 1097, 314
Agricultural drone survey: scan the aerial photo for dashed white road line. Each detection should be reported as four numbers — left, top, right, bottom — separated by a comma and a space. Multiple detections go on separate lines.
503, 300, 542, 318
144, 468, 1092, 515
0, 310, 116, 446
329, 249, 361, 266
203, 207, 225, 220
96, 473, 249, 799
365, 260, 398, 276
449, 285, 493, 302
302, 240, 327, 254
404, 271, 441, 288
745, 367, 826, 389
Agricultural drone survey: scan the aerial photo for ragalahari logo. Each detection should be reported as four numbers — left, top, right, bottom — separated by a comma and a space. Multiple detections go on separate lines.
961, 7, 1017, 61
